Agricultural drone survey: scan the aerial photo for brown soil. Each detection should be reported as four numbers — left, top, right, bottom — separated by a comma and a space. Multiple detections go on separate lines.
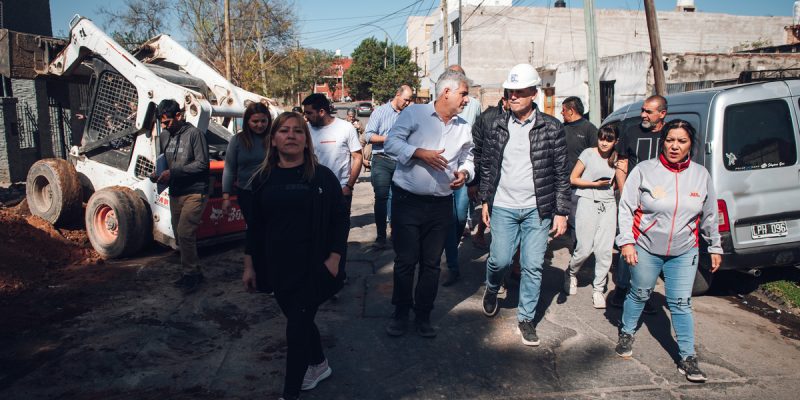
0, 201, 101, 295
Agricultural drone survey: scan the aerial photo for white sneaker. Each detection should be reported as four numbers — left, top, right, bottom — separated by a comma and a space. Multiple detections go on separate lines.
301, 359, 332, 391
564, 272, 577, 295
592, 291, 606, 309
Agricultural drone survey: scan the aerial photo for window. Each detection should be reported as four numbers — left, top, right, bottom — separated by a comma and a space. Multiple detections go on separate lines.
432, 41, 436, 54
722, 100, 797, 171
438, 37, 443, 52
451, 19, 460, 45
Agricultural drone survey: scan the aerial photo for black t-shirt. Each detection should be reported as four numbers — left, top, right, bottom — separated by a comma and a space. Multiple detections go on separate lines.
616, 121, 662, 172
564, 118, 598, 172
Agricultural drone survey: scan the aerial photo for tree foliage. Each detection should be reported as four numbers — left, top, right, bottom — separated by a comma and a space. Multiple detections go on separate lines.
98, 0, 321, 104
346, 38, 420, 103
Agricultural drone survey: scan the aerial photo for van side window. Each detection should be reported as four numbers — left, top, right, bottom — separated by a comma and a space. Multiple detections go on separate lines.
722, 100, 796, 171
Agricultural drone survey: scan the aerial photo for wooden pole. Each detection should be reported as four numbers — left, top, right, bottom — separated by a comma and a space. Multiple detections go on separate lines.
224, 0, 232, 81
643, 0, 666, 95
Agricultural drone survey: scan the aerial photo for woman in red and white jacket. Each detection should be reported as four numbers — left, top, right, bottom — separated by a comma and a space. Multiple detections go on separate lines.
614, 119, 722, 383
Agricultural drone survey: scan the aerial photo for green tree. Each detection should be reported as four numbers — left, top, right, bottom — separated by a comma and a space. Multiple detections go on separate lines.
346, 38, 419, 102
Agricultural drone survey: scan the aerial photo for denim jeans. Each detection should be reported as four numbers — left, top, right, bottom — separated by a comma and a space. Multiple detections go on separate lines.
371, 154, 396, 240
444, 185, 470, 272
621, 245, 698, 359
485, 206, 551, 322
391, 185, 452, 317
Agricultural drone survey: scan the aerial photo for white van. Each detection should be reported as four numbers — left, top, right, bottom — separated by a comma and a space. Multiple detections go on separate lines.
603, 80, 800, 294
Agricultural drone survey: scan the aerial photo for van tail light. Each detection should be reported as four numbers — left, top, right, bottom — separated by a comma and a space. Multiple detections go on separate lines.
717, 199, 731, 232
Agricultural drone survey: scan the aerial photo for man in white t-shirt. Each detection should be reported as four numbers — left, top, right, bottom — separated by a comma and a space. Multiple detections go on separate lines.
303, 93, 363, 279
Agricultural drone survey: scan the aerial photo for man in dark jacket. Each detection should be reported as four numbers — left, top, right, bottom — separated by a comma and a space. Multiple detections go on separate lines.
561, 96, 598, 246
155, 99, 210, 293
478, 64, 570, 346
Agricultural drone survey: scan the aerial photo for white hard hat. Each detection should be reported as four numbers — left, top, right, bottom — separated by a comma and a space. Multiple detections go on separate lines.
502, 63, 541, 90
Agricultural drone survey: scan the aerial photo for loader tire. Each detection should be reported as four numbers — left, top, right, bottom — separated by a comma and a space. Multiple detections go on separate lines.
85, 187, 148, 259
26, 159, 82, 225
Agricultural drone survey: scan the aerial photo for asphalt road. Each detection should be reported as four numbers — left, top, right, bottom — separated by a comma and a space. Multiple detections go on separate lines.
1, 108, 799, 399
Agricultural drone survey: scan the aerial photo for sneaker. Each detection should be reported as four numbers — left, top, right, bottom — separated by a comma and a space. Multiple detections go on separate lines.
173, 272, 204, 293
301, 359, 332, 390
592, 291, 606, 309
415, 319, 437, 338
643, 299, 658, 315
615, 332, 634, 357
386, 313, 409, 337
609, 288, 627, 308
517, 321, 540, 346
482, 287, 499, 317
564, 271, 577, 295
677, 356, 707, 383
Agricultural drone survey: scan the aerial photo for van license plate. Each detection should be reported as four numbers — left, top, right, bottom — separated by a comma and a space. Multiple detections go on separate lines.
751, 221, 788, 239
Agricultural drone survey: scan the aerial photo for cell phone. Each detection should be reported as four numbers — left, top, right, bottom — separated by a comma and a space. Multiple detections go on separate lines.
594, 177, 612, 182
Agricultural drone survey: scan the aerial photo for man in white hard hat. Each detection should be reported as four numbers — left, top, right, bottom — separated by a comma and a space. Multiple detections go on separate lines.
477, 63, 570, 346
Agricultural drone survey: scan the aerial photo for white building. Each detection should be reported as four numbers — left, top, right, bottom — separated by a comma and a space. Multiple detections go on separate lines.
407, 1, 793, 109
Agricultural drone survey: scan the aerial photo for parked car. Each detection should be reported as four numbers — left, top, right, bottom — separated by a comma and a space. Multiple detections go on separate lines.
602, 79, 800, 295
356, 102, 374, 117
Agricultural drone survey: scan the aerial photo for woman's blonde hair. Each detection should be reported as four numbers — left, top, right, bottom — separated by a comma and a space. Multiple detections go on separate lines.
250, 112, 317, 186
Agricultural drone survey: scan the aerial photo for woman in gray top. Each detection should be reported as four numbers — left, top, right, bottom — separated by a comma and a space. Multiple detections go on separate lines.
564, 125, 620, 309
614, 119, 722, 383
222, 102, 272, 223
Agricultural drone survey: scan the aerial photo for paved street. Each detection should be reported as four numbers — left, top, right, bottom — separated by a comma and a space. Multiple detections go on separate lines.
1, 168, 799, 400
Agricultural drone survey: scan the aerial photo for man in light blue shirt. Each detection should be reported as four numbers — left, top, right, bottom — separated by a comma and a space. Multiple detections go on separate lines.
364, 85, 413, 245
442, 65, 482, 287
383, 70, 474, 338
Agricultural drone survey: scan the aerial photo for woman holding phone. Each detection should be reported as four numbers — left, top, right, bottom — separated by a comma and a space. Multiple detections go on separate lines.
563, 125, 620, 309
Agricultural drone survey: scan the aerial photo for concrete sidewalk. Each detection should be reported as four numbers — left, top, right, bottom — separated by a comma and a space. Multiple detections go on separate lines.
2, 174, 798, 400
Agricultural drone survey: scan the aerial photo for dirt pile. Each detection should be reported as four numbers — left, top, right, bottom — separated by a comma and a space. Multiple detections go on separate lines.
0, 201, 100, 294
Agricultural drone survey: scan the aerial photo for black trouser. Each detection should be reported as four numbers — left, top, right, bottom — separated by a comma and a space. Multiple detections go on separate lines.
390, 185, 452, 319
276, 293, 325, 399
339, 194, 353, 280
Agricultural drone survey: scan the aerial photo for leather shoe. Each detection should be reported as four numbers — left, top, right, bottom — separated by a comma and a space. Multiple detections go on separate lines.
442, 271, 460, 287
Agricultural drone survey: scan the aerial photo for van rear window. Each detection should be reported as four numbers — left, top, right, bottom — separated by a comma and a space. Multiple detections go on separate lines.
722, 100, 796, 171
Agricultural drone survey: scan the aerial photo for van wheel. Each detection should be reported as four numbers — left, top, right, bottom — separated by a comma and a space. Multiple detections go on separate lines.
26, 159, 82, 225
692, 266, 714, 296
85, 187, 148, 259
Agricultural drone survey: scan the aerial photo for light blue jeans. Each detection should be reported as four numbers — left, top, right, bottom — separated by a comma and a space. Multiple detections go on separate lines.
485, 206, 551, 322
621, 245, 699, 359
444, 186, 470, 272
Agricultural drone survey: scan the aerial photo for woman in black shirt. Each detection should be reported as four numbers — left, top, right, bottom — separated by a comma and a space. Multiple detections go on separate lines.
243, 112, 348, 400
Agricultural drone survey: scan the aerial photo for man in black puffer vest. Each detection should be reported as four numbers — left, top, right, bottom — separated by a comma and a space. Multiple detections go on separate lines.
478, 64, 570, 347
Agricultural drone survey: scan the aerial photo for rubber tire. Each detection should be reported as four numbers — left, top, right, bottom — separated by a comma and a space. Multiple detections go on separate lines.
692, 265, 714, 296
26, 159, 82, 225
85, 186, 148, 259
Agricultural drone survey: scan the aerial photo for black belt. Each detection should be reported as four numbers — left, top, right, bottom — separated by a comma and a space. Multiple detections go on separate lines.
373, 152, 392, 159
392, 184, 452, 203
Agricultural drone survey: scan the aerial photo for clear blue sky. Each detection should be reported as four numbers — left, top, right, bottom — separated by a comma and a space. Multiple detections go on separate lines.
50, 0, 795, 56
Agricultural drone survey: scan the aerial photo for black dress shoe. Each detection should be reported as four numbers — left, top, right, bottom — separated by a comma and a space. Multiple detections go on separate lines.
442, 271, 460, 287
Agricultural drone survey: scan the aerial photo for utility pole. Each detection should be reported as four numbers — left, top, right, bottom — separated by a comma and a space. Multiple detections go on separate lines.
224, 0, 232, 80
584, 0, 601, 126
644, 0, 666, 96
457, 0, 462, 65
442, 0, 449, 67
255, 24, 268, 95
296, 39, 301, 105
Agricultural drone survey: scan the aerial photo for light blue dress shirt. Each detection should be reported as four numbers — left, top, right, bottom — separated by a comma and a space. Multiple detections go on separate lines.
385, 103, 475, 196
